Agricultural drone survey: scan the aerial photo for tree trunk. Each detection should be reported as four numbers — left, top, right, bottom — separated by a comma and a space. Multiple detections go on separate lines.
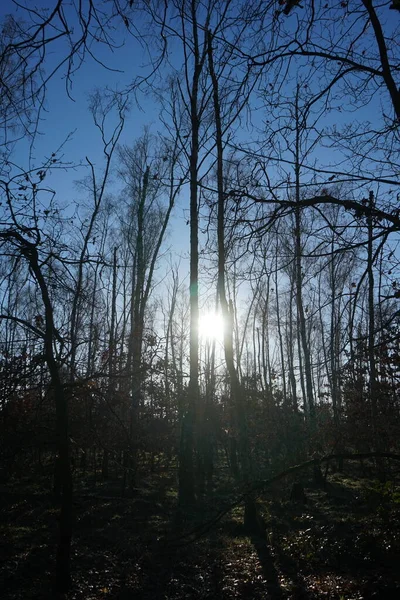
208, 29, 256, 531
293, 89, 315, 431
25, 246, 72, 592
178, 0, 205, 506
367, 191, 383, 476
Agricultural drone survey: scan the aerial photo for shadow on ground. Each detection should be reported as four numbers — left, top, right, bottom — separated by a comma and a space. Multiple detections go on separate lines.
2, 473, 400, 599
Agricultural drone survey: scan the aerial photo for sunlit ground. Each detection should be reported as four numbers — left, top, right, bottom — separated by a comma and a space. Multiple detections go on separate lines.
199, 311, 225, 341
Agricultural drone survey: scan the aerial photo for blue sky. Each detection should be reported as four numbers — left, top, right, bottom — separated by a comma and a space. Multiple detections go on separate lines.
1, 0, 193, 264
2, 1, 154, 165
1, 1, 398, 297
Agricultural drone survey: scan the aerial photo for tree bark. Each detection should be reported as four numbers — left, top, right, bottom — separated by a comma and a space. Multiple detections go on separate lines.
367, 191, 382, 475
22, 244, 72, 592
208, 29, 256, 531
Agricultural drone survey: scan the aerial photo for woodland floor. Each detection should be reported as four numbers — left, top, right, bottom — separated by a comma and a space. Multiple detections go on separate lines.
1, 467, 400, 600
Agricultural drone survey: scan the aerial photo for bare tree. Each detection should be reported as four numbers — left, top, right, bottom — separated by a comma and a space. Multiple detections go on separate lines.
0, 91, 126, 591
114, 128, 182, 483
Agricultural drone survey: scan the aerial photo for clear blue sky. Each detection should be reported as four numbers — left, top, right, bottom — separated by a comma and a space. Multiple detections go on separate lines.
1, 1, 398, 293
1, 0, 192, 263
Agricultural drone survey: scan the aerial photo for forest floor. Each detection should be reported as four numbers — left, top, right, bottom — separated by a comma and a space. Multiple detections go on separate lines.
1, 468, 400, 600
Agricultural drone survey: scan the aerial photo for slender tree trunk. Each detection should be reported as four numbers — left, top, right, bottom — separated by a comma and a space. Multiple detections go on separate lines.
127, 166, 150, 484
287, 280, 298, 410
294, 90, 315, 430
178, 0, 205, 506
23, 245, 72, 592
328, 248, 343, 466
275, 252, 287, 402
103, 247, 117, 480
208, 29, 258, 531
367, 191, 382, 475
261, 285, 271, 394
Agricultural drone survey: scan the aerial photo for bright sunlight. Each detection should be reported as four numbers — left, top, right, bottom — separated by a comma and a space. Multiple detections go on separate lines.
199, 311, 225, 341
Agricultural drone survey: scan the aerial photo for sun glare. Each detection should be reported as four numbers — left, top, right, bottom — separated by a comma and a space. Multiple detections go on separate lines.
199, 311, 224, 341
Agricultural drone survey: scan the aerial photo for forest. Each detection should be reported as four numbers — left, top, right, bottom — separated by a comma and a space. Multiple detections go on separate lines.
0, 1, 399, 598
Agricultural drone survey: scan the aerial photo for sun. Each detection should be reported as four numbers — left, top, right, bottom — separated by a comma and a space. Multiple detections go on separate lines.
199, 311, 225, 341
